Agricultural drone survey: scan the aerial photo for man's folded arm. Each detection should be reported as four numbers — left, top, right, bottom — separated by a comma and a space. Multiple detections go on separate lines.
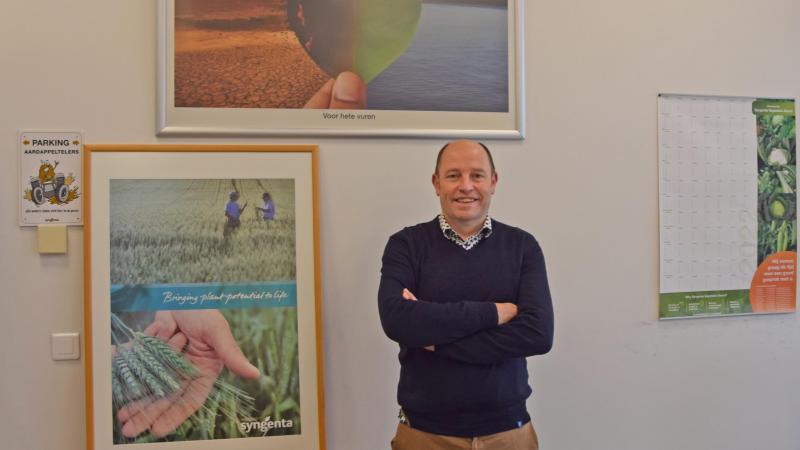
378, 235, 498, 348
435, 237, 554, 364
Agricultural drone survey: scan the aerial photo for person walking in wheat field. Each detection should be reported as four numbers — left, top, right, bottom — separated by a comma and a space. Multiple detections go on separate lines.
256, 191, 276, 221
224, 191, 247, 238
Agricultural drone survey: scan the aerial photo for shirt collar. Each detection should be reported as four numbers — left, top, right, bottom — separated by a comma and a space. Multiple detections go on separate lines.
437, 214, 493, 250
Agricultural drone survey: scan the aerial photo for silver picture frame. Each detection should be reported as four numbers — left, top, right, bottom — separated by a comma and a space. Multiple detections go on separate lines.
156, 0, 525, 138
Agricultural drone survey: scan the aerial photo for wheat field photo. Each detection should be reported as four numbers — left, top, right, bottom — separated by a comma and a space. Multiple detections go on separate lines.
109, 178, 300, 444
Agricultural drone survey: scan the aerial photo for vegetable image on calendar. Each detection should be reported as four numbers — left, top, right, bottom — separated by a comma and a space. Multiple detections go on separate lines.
658, 95, 796, 319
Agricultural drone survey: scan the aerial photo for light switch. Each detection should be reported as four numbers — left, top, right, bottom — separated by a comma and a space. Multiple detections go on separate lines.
51, 332, 80, 361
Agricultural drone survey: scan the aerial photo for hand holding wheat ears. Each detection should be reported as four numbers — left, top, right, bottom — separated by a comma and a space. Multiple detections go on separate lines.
112, 310, 260, 438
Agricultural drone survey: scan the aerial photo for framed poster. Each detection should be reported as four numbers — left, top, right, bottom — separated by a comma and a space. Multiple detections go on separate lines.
658, 94, 797, 319
84, 145, 325, 450
157, 0, 524, 138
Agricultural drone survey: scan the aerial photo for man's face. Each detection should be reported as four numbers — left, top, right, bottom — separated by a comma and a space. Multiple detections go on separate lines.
432, 141, 498, 235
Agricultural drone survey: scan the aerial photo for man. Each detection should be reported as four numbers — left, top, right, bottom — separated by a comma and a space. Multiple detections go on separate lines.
378, 140, 554, 449
223, 191, 247, 237
256, 191, 276, 221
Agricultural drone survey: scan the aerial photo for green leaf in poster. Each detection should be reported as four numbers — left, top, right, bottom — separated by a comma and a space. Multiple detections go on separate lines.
288, 0, 422, 83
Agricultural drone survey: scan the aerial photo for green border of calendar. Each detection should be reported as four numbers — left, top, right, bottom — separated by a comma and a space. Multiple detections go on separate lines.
659, 289, 752, 318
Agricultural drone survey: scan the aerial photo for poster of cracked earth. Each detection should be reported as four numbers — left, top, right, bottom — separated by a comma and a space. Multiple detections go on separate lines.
158, 0, 523, 138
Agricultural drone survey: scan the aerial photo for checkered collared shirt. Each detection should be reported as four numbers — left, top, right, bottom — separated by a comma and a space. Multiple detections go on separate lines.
437, 214, 493, 250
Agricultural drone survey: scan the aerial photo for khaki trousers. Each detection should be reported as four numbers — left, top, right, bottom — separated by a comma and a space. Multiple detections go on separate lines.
391, 421, 539, 450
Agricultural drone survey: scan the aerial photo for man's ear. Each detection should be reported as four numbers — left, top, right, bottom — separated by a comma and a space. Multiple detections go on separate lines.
432, 173, 441, 196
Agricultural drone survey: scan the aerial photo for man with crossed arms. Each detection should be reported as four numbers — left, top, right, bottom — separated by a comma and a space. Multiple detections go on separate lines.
378, 140, 554, 449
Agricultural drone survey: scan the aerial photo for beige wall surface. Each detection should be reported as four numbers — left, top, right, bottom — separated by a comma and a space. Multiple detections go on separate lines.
1, 1, 799, 449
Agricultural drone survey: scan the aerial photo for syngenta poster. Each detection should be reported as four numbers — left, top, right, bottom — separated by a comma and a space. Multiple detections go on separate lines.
658, 95, 796, 319
108, 179, 300, 443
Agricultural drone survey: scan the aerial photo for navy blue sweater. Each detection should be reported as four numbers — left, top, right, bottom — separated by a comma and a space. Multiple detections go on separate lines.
378, 218, 554, 437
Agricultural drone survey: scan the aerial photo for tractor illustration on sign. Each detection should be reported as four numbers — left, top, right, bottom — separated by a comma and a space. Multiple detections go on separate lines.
29, 160, 69, 205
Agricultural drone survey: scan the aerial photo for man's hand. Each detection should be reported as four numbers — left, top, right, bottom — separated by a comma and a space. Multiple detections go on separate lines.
402, 288, 417, 301
116, 310, 260, 438
495, 302, 518, 325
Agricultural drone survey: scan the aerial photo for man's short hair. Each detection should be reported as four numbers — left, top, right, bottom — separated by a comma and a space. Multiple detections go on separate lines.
435, 140, 496, 174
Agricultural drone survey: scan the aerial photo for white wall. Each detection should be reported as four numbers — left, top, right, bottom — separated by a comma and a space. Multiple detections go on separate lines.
1, 1, 799, 449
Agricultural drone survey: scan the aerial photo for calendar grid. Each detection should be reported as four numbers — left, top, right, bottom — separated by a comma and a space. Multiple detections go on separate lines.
658, 95, 758, 294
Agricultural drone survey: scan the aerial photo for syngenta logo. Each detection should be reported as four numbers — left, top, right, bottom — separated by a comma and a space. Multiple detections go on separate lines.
239, 416, 295, 435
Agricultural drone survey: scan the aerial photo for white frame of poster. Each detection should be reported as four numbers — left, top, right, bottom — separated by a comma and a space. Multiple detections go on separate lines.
83, 144, 325, 450
156, 0, 525, 139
